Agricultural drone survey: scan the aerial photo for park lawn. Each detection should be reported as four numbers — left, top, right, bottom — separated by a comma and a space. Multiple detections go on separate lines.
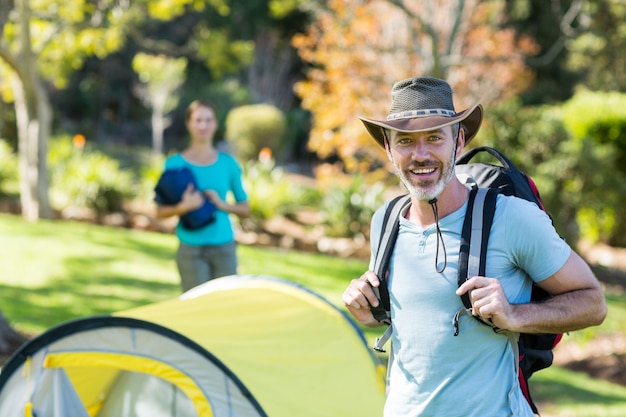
1, 212, 625, 415
0, 212, 365, 334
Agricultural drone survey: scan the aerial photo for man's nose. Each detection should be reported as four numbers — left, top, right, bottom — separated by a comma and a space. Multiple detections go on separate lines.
410, 142, 430, 160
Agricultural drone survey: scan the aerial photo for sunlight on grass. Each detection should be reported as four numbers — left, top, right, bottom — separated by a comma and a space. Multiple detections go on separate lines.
238, 245, 367, 306
0, 213, 181, 333
533, 366, 626, 417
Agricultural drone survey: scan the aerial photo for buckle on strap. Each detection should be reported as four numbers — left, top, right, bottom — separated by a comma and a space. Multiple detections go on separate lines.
373, 325, 393, 352
452, 307, 474, 336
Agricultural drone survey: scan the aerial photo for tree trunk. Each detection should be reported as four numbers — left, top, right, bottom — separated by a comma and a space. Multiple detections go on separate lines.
12, 74, 38, 220
35, 84, 52, 219
248, 30, 299, 111
10, 0, 53, 221
152, 91, 167, 157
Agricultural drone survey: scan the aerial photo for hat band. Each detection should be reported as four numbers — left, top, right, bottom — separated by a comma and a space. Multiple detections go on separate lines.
387, 108, 456, 121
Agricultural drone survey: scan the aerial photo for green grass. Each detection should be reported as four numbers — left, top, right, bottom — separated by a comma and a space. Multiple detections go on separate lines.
1, 212, 625, 415
532, 366, 626, 416
0, 212, 367, 334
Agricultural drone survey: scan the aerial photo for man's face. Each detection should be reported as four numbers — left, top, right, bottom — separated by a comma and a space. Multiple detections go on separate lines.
387, 125, 460, 201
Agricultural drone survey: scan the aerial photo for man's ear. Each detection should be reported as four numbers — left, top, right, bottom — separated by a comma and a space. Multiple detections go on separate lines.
456, 127, 466, 156
383, 129, 394, 162
384, 139, 394, 162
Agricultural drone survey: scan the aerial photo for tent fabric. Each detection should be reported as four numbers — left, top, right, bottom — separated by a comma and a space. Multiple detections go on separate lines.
0, 317, 266, 417
34, 368, 91, 417
0, 275, 386, 417
120, 275, 386, 417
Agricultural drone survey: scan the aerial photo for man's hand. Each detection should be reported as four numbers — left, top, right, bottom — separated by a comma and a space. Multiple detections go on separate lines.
456, 276, 516, 331
342, 271, 384, 327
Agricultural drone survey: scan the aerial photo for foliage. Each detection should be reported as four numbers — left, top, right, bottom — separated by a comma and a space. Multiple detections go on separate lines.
476, 93, 626, 247
472, 100, 581, 240
242, 156, 321, 229
502, 0, 582, 105
293, 0, 538, 173
0, 139, 17, 197
137, 152, 166, 202
562, 89, 626, 167
132, 53, 188, 155
225, 104, 287, 161
1, 0, 130, 90
561, 90, 626, 246
48, 136, 135, 215
566, 1, 626, 93
315, 166, 386, 238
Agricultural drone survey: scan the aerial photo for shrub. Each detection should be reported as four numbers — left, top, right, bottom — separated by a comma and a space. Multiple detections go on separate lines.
477, 101, 581, 241
48, 137, 135, 215
225, 104, 286, 161
561, 90, 626, 246
242, 156, 321, 230
478, 95, 626, 246
316, 168, 386, 238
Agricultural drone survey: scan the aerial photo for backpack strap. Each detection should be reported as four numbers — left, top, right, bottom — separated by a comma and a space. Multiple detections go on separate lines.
456, 187, 520, 378
370, 194, 410, 352
370, 194, 411, 324
453, 187, 496, 335
458, 187, 498, 309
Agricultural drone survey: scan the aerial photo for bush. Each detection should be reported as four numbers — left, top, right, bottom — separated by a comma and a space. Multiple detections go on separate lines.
48, 136, 135, 215
242, 157, 321, 230
478, 100, 580, 241
316, 167, 386, 238
561, 90, 626, 246
478, 95, 626, 247
225, 104, 287, 161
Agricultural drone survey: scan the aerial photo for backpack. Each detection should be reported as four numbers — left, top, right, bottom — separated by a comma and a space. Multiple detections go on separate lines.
370, 146, 562, 414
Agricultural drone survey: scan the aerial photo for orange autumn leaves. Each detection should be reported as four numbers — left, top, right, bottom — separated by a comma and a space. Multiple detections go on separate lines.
293, 0, 537, 174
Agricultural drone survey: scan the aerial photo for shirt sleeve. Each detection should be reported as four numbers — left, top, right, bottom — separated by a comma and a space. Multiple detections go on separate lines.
501, 195, 571, 283
228, 156, 248, 203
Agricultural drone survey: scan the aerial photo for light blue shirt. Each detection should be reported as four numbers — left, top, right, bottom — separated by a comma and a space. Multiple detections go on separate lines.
369, 193, 571, 417
163, 152, 248, 246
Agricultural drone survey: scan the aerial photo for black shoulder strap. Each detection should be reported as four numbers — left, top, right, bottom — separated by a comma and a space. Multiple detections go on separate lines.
370, 194, 411, 323
458, 187, 498, 310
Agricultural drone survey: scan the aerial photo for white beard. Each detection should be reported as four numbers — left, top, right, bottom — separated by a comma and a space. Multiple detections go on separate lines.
394, 147, 457, 201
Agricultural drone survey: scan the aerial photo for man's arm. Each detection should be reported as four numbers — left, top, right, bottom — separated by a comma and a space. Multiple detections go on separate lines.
457, 251, 607, 333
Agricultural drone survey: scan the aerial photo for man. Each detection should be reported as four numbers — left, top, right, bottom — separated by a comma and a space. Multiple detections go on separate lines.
342, 77, 607, 416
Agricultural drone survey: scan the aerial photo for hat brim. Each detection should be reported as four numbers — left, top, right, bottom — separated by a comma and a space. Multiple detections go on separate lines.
359, 103, 483, 148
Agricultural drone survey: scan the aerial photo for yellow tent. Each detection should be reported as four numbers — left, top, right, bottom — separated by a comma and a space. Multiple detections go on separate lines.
0, 275, 386, 416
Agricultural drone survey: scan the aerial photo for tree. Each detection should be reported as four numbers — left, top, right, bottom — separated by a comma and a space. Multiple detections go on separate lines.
293, 0, 537, 173
132, 53, 187, 156
0, 0, 238, 220
0, 0, 52, 220
504, 0, 586, 104
0, 0, 135, 220
565, 0, 626, 92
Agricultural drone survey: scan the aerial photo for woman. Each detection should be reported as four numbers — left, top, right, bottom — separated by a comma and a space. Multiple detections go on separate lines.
156, 100, 250, 292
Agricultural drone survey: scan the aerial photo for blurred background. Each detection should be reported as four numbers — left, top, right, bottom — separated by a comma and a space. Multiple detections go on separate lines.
0, 0, 624, 253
